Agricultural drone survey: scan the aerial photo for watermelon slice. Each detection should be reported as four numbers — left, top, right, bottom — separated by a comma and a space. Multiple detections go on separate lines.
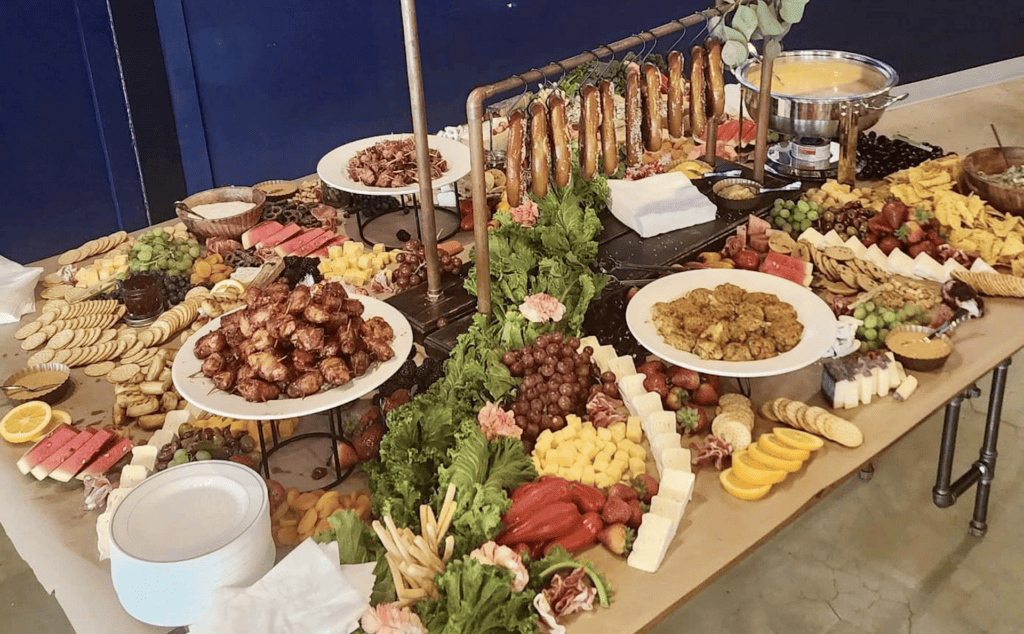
32, 429, 94, 480
241, 221, 283, 249
76, 437, 134, 481
760, 252, 813, 286
51, 428, 114, 482
258, 222, 303, 248
293, 231, 337, 257
16, 424, 77, 475
309, 235, 350, 259
275, 229, 327, 257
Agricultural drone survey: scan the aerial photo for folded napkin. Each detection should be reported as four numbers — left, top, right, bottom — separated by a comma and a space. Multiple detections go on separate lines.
607, 172, 718, 238
189, 540, 376, 634
0, 255, 43, 324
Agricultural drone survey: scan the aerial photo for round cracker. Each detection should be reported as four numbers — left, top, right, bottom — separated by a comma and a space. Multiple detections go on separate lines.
759, 401, 780, 422
27, 349, 56, 366
716, 419, 752, 454
57, 249, 82, 266
107, 363, 141, 384
53, 349, 72, 364
20, 332, 47, 351
718, 393, 751, 409
824, 415, 863, 448
84, 361, 117, 377
14, 320, 41, 340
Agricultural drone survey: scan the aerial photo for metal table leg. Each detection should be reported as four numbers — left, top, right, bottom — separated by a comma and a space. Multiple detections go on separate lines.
932, 357, 1012, 536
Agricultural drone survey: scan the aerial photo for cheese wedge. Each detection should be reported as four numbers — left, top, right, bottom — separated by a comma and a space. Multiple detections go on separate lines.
119, 464, 147, 489
660, 468, 695, 503
617, 374, 647, 401
607, 355, 637, 379
627, 513, 674, 573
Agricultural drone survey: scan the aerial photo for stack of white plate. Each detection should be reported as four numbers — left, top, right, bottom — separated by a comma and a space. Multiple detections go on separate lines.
109, 461, 274, 627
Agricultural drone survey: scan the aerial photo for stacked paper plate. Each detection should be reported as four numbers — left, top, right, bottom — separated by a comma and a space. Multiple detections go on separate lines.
109, 461, 274, 627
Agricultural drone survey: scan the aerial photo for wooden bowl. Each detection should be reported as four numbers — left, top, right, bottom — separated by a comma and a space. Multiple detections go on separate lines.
961, 147, 1024, 216
884, 325, 953, 372
713, 178, 763, 212
176, 186, 266, 240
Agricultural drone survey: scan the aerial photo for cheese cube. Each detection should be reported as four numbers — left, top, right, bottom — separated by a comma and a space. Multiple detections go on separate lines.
650, 495, 687, 534
609, 422, 627, 442
532, 455, 542, 472
605, 463, 624, 482
628, 514, 673, 573
628, 457, 647, 475
566, 416, 582, 431
597, 427, 612, 442
643, 411, 676, 437
556, 447, 576, 467
535, 430, 553, 454
162, 410, 190, 434
652, 432, 681, 456
612, 450, 630, 464
562, 426, 579, 442
593, 345, 617, 372
119, 465, 147, 489
607, 355, 637, 379
147, 429, 175, 448
659, 448, 692, 476
593, 456, 610, 473
580, 442, 599, 459
565, 464, 584, 482
342, 241, 364, 257
595, 473, 614, 489
629, 392, 663, 420
372, 242, 386, 254
627, 443, 646, 460
328, 245, 345, 259
130, 446, 158, 472
626, 416, 643, 443
617, 374, 647, 400
581, 466, 597, 487
616, 438, 636, 453
660, 469, 695, 503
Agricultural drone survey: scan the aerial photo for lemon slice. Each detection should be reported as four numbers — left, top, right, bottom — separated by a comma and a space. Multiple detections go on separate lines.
732, 450, 788, 485
772, 427, 824, 452
720, 468, 772, 501
211, 279, 245, 295
758, 434, 811, 461
1, 401, 53, 444
748, 443, 804, 473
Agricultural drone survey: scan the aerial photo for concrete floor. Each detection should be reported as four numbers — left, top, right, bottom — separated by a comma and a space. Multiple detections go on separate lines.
3, 77, 1023, 633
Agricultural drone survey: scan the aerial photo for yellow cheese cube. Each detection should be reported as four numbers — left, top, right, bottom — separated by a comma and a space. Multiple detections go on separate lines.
561, 426, 578, 442
593, 456, 610, 473
328, 245, 344, 259
555, 448, 575, 467
606, 463, 624, 482
580, 421, 595, 434
616, 438, 636, 453
629, 457, 647, 475
596, 443, 615, 460
372, 243, 386, 254
580, 442, 599, 460
356, 254, 373, 270
535, 430, 553, 453
628, 443, 646, 459
595, 473, 614, 489
532, 455, 542, 471
613, 450, 630, 464
609, 422, 627, 442
342, 270, 361, 285
626, 417, 643, 443
566, 416, 583, 432
581, 465, 597, 487
113, 254, 127, 266
579, 426, 597, 441
343, 241, 364, 257
565, 464, 583, 482
597, 428, 613, 442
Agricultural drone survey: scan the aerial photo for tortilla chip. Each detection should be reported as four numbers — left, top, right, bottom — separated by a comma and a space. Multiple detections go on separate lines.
1001, 234, 1024, 259
892, 183, 923, 205
1013, 258, 1024, 277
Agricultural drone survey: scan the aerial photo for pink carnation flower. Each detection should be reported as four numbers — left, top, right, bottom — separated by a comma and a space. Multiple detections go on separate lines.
508, 199, 539, 227
478, 402, 522, 441
361, 603, 426, 634
519, 293, 566, 323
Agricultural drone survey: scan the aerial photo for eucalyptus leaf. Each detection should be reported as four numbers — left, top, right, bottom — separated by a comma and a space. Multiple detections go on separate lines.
707, 15, 727, 40
755, 0, 787, 37
721, 40, 749, 68
722, 25, 747, 43
732, 5, 758, 40
779, 0, 809, 23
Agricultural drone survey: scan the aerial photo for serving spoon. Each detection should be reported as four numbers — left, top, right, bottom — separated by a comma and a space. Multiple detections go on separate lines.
1, 381, 65, 394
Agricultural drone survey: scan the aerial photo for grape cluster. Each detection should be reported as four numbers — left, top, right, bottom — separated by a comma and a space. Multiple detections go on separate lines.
392, 240, 462, 291
151, 270, 196, 306
853, 301, 928, 352
128, 228, 199, 275
280, 256, 323, 288
770, 198, 822, 236
858, 132, 945, 180
816, 202, 874, 237
501, 332, 601, 444
156, 424, 260, 471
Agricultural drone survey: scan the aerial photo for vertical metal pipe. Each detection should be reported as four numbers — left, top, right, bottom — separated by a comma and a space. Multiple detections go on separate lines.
932, 395, 963, 508
836, 103, 859, 186
467, 89, 492, 315
399, 0, 442, 301
970, 358, 1012, 536
752, 37, 779, 184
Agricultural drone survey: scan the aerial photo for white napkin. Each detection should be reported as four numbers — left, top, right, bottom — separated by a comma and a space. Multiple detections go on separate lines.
607, 172, 718, 238
0, 255, 43, 324
189, 540, 376, 634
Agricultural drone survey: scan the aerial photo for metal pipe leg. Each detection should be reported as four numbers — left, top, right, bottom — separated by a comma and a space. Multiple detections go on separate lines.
933, 393, 966, 508
969, 358, 1011, 537
859, 462, 875, 481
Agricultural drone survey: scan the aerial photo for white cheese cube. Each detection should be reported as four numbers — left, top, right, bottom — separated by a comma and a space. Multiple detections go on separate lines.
659, 447, 692, 474
130, 446, 158, 472
617, 374, 647, 401
798, 227, 826, 247
626, 536, 662, 573
119, 465, 147, 489
592, 345, 617, 373
651, 432, 681, 457
650, 495, 687, 534
162, 410, 191, 434
147, 429, 174, 449
628, 392, 663, 420
607, 355, 637, 379
642, 411, 677, 438
660, 468, 695, 503
628, 514, 674, 573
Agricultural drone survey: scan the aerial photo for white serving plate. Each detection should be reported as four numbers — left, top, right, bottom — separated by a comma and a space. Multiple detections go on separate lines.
625, 269, 838, 378
172, 294, 413, 420
317, 133, 471, 196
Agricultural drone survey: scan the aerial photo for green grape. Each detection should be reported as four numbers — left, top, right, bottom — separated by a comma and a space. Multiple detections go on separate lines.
863, 314, 879, 330
853, 306, 867, 320
792, 212, 805, 223
806, 210, 819, 220
864, 301, 877, 313
800, 219, 812, 231
778, 209, 791, 219
856, 325, 867, 338
796, 200, 810, 213
882, 311, 897, 325
781, 222, 792, 234
879, 328, 890, 341
864, 328, 878, 341
774, 198, 785, 208
859, 340, 870, 352
137, 249, 152, 263
195, 450, 212, 461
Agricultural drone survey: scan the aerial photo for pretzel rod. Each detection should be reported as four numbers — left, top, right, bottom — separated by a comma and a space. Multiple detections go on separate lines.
405, 562, 434, 579
425, 520, 438, 553
372, 520, 401, 556
384, 515, 414, 563
386, 553, 407, 592
419, 505, 428, 535
436, 501, 456, 540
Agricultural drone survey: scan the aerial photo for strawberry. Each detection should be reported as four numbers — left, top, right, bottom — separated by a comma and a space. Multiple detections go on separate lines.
632, 474, 660, 503
353, 423, 386, 461
636, 360, 666, 375
626, 499, 643, 529
676, 405, 708, 435
702, 373, 721, 391
902, 220, 926, 244
669, 367, 700, 390
601, 496, 632, 525
664, 387, 689, 411
607, 482, 638, 501
691, 381, 719, 406
336, 441, 361, 470
597, 523, 635, 556
643, 372, 669, 398
881, 200, 909, 229
868, 214, 894, 236
382, 388, 411, 414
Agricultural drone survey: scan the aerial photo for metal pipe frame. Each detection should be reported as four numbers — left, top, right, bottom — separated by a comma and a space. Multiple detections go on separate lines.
400, 0, 443, 302
465, 2, 751, 316
932, 358, 1012, 537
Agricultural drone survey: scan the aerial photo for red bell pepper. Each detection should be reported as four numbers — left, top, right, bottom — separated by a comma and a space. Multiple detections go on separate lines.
568, 482, 606, 514
497, 501, 582, 545
543, 511, 603, 556
503, 478, 572, 527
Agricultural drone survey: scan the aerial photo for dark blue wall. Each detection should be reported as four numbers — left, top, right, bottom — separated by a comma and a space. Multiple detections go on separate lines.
161, 0, 1023, 193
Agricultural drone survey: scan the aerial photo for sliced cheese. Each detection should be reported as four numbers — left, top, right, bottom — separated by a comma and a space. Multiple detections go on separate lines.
823, 230, 845, 247
970, 258, 997, 274
119, 464, 147, 489
942, 258, 967, 282
592, 345, 617, 373
651, 432, 681, 457
163, 409, 191, 434
130, 445, 158, 472
628, 392, 663, 420
660, 468, 695, 503
884, 352, 902, 389
798, 227, 826, 247
627, 514, 674, 573
886, 249, 916, 277
147, 429, 174, 449
617, 374, 647, 401
660, 447, 692, 474
607, 355, 637, 379
650, 495, 687, 535
913, 252, 944, 282
577, 336, 600, 353
865, 244, 888, 269
642, 411, 677, 438
844, 236, 868, 258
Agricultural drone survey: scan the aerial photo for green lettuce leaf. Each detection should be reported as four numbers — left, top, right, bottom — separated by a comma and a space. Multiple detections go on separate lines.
415, 557, 537, 634
314, 510, 396, 605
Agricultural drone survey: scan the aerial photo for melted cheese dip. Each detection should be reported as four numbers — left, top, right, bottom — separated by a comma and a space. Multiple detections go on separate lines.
190, 201, 254, 220
886, 331, 952, 360
747, 58, 885, 98
5, 370, 67, 400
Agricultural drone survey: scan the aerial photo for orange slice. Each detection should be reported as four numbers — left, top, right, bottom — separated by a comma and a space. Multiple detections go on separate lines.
772, 427, 825, 452
732, 450, 788, 485
758, 434, 811, 462
748, 443, 804, 473
1, 401, 53, 444
720, 468, 772, 501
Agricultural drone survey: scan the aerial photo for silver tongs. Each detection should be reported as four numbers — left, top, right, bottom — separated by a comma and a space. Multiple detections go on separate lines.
927, 307, 970, 341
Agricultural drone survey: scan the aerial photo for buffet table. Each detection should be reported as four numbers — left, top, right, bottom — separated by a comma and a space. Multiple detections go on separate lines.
0, 249, 1020, 634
